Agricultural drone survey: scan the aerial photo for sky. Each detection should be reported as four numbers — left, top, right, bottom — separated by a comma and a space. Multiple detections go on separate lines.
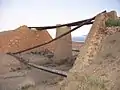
0, 0, 120, 38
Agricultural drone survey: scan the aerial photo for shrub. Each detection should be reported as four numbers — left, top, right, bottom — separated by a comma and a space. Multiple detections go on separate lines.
105, 18, 120, 27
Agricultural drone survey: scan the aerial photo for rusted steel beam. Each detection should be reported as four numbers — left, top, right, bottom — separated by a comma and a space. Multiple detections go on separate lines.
28, 10, 106, 30
12, 21, 93, 54
28, 19, 94, 30
7, 53, 67, 77
72, 49, 80, 52
7, 11, 106, 55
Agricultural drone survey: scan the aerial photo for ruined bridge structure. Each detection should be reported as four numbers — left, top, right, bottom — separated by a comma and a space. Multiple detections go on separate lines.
10, 11, 105, 64
1, 10, 120, 90
1, 10, 103, 77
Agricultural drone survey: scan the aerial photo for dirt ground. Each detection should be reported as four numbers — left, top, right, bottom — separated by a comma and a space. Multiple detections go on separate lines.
0, 50, 78, 90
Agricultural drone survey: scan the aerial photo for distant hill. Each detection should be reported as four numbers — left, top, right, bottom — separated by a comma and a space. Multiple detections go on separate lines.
72, 35, 87, 42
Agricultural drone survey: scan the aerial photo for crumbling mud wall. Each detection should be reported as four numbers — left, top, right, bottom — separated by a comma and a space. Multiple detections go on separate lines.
60, 11, 120, 90
0, 25, 55, 53
53, 25, 72, 64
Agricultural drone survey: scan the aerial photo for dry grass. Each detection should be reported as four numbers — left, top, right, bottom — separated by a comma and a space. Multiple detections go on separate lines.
77, 75, 107, 90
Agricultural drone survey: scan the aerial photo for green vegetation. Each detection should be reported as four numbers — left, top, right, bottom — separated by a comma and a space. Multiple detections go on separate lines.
105, 18, 120, 27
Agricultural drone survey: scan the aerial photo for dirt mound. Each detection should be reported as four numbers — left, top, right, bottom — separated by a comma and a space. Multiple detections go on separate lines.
65, 27, 120, 90
0, 25, 54, 53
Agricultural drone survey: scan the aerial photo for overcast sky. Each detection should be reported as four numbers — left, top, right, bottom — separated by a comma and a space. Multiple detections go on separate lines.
0, 0, 120, 38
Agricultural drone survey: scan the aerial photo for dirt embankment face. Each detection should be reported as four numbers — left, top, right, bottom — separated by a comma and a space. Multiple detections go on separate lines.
0, 25, 55, 53
61, 11, 120, 90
